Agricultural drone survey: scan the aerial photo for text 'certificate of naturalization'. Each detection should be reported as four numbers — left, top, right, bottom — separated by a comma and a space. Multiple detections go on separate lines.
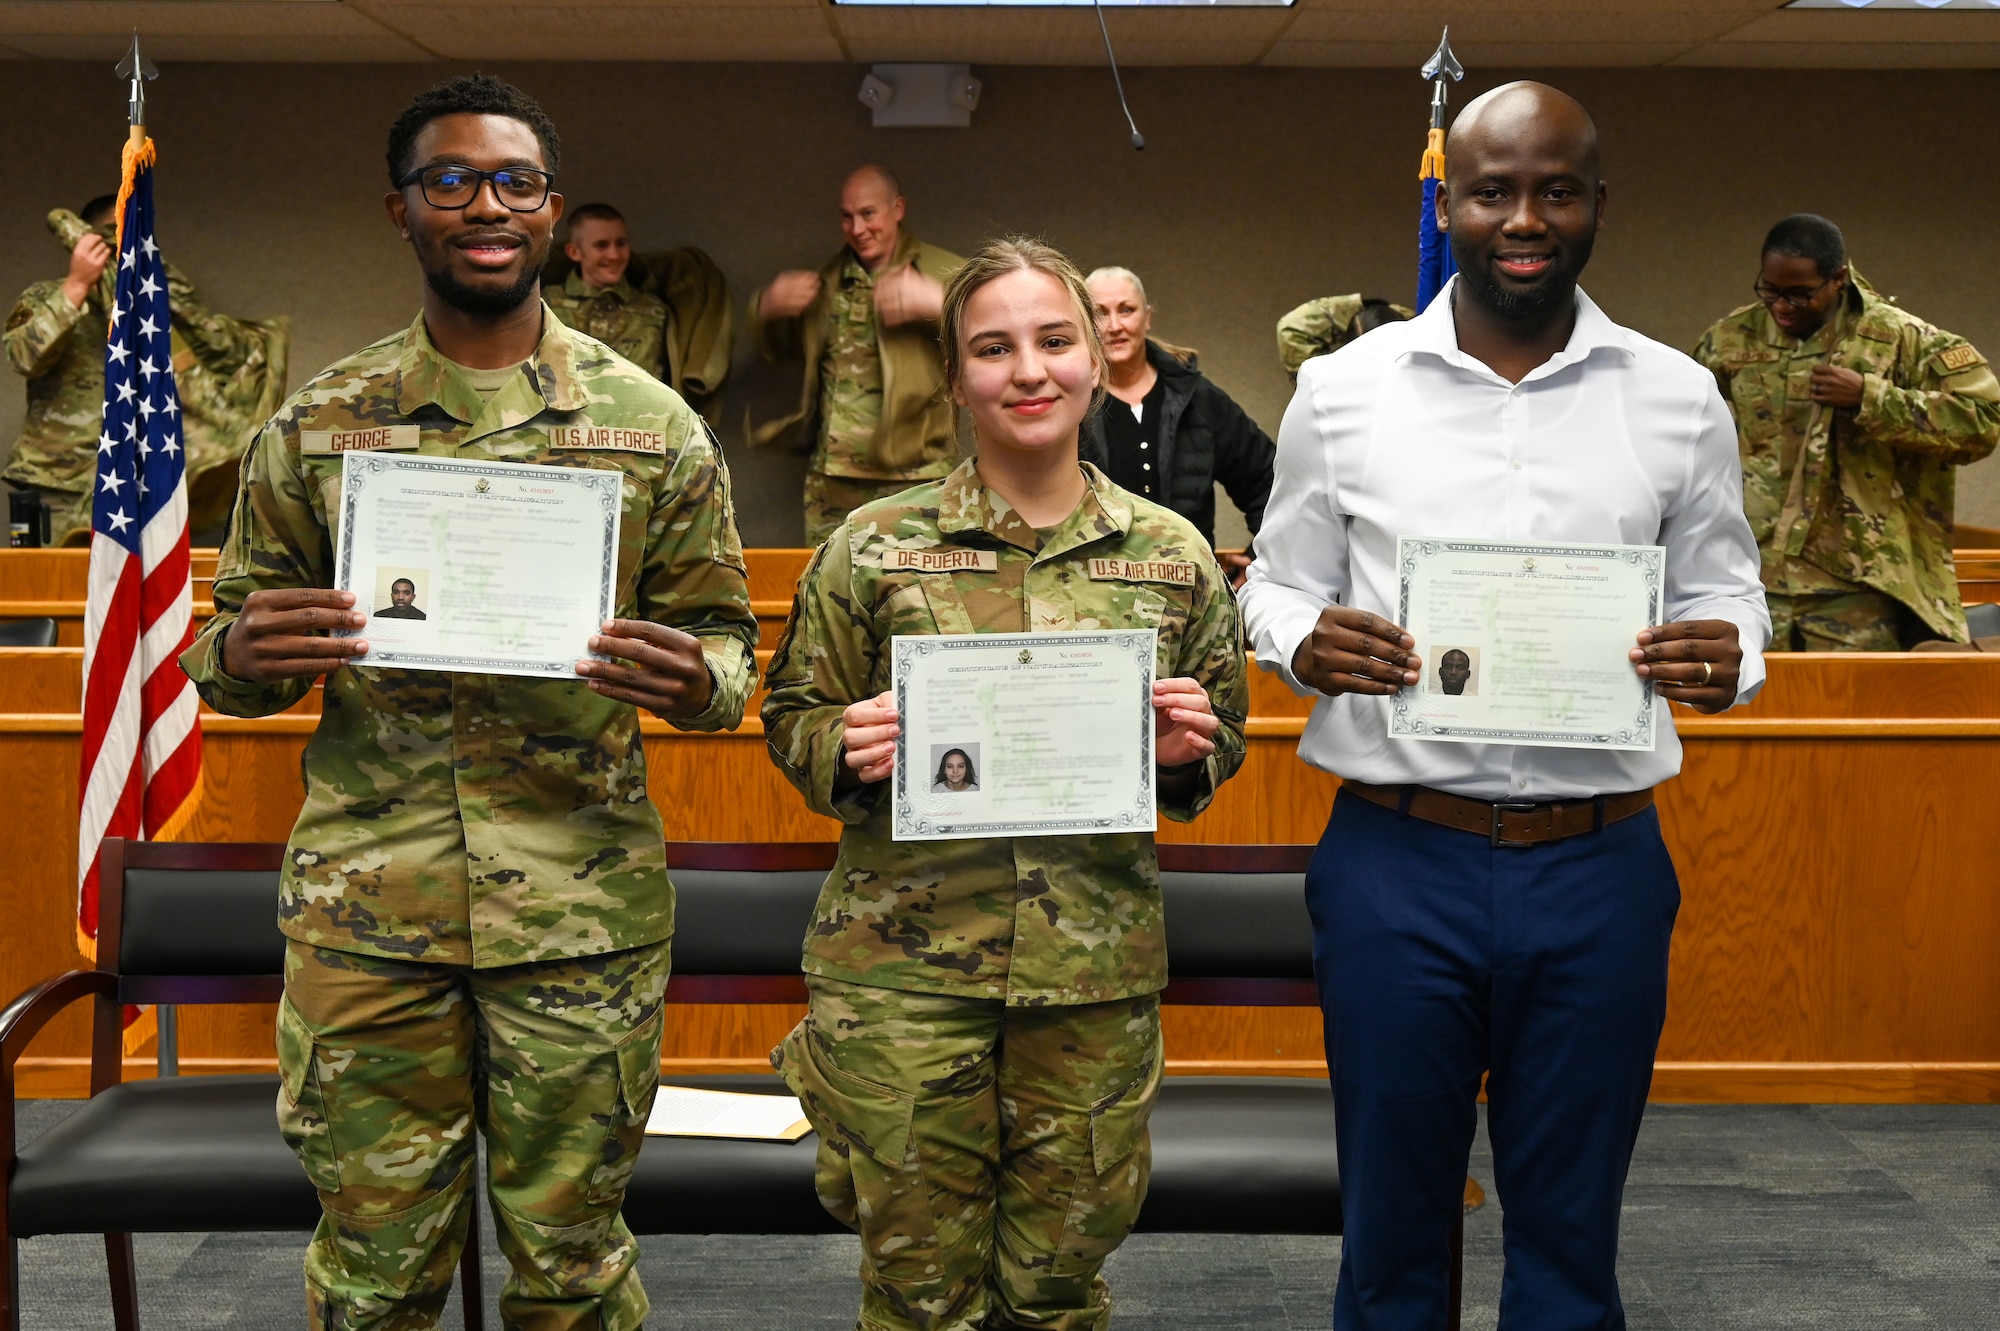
1391, 538, 1665, 751
333, 453, 621, 678
892, 631, 1157, 841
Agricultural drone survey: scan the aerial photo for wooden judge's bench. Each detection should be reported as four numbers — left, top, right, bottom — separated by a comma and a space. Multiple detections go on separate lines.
3, 547, 1998, 1102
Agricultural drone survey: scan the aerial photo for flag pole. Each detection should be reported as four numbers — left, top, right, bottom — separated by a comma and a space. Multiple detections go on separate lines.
118, 30, 156, 143
1416, 28, 1464, 313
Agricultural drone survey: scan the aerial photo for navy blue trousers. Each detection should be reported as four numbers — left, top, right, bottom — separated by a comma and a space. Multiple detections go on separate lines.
1308, 790, 1681, 1331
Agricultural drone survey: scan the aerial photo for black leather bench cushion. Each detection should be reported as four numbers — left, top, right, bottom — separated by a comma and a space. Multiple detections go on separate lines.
619, 1075, 1339, 1238
13, 1074, 1336, 1240
1134, 1076, 1339, 1234
666, 870, 824, 975
665, 867, 1312, 981
120, 869, 285, 977
1159, 872, 1314, 979
10, 1075, 319, 1236
621, 1075, 841, 1234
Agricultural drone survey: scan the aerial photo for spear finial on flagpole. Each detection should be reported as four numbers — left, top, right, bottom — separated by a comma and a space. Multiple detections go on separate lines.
116, 30, 157, 143
1422, 26, 1464, 132
1415, 27, 1465, 311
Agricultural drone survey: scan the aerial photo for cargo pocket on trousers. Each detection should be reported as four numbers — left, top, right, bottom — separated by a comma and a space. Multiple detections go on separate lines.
1089, 1055, 1162, 1177
616, 1007, 666, 1126
1051, 1056, 1164, 1278
583, 1006, 666, 1210
275, 996, 341, 1194
774, 1021, 942, 1284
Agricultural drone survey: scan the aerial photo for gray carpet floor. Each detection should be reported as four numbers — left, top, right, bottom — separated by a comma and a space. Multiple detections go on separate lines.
11, 1100, 1999, 1329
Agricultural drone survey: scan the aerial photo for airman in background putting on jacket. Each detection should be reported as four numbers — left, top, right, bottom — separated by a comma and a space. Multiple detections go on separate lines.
542, 200, 734, 421
1695, 213, 2000, 649
750, 164, 965, 543
5, 200, 289, 543
1274, 293, 1412, 382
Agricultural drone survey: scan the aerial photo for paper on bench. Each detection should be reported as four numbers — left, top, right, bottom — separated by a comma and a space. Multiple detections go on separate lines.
643, 1085, 814, 1142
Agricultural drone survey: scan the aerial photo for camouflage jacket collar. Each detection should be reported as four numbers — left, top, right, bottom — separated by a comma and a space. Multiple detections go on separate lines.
1409, 277, 1638, 382
934, 458, 1133, 557
395, 304, 591, 429
1743, 266, 1890, 354
562, 269, 638, 304
829, 226, 924, 283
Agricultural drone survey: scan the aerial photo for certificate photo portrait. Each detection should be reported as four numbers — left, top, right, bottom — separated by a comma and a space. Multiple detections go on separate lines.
930, 745, 980, 794
373, 567, 431, 622
1431, 647, 1478, 696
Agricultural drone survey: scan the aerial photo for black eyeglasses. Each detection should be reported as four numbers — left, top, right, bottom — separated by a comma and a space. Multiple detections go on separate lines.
1753, 276, 1835, 309
396, 163, 554, 212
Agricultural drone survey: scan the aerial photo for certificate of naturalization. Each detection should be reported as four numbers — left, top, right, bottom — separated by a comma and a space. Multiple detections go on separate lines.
892, 630, 1157, 841
333, 453, 621, 678
1391, 538, 1665, 752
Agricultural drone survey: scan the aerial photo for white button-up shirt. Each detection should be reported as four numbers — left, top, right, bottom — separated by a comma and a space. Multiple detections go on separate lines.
1239, 279, 1771, 801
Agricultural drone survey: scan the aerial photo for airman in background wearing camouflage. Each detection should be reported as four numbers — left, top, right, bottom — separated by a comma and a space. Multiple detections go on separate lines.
5, 199, 289, 543
762, 239, 1247, 1331
1274, 293, 1412, 382
180, 74, 756, 1331
541, 204, 735, 423
545, 201, 669, 374
751, 165, 966, 543
1695, 213, 2000, 649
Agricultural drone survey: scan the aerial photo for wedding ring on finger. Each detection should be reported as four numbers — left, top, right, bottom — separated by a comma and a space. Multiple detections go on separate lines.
1699, 660, 1713, 686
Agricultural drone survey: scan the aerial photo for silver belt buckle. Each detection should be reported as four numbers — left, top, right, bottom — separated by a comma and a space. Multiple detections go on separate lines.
1490, 800, 1542, 847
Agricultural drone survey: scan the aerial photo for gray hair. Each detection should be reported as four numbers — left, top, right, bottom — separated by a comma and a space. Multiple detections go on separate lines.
1085, 265, 1148, 308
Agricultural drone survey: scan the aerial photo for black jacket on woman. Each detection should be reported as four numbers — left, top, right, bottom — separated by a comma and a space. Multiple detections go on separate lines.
1079, 340, 1276, 549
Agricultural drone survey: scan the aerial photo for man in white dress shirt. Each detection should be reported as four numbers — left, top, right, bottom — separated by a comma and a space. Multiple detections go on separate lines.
1240, 83, 1769, 1330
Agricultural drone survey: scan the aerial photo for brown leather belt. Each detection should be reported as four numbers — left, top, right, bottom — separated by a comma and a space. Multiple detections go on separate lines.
1341, 780, 1654, 847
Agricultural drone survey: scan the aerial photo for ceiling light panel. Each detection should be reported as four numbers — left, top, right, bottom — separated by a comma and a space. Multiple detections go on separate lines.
833, 1, 1296, 8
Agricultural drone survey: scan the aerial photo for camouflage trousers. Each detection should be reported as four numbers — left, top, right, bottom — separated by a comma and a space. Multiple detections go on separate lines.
774, 977, 1163, 1331
803, 472, 926, 545
276, 938, 670, 1331
1767, 590, 1908, 651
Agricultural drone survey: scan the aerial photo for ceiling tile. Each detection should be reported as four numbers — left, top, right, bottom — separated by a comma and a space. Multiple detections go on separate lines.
1263, 37, 1701, 67
1281, 8, 1756, 44
1712, 9, 2000, 41
354, 4, 843, 61
0, 32, 434, 61
0, 1, 409, 36
1673, 38, 2000, 66
0, 1, 433, 59
831, 5, 1295, 65
1286, 0, 1778, 11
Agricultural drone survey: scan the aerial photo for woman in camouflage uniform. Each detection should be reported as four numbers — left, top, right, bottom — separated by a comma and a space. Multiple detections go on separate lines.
762, 238, 1249, 1331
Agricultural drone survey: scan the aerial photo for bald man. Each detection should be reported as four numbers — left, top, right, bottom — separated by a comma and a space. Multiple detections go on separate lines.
1240, 83, 1768, 1330
751, 166, 966, 542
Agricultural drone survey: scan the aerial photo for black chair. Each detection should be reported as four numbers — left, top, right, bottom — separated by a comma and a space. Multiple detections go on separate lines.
0, 839, 483, 1331
2, 841, 1461, 1329
0, 619, 57, 648
632, 842, 1463, 1330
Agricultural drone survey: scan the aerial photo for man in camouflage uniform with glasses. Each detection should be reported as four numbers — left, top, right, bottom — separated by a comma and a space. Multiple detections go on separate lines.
180, 74, 756, 1331
1695, 213, 2000, 649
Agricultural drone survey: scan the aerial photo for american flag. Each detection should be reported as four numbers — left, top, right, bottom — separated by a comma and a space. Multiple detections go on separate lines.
77, 136, 203, 956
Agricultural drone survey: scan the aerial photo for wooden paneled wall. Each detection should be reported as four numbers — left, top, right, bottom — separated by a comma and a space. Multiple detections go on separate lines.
4, 552, 2000, 1102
